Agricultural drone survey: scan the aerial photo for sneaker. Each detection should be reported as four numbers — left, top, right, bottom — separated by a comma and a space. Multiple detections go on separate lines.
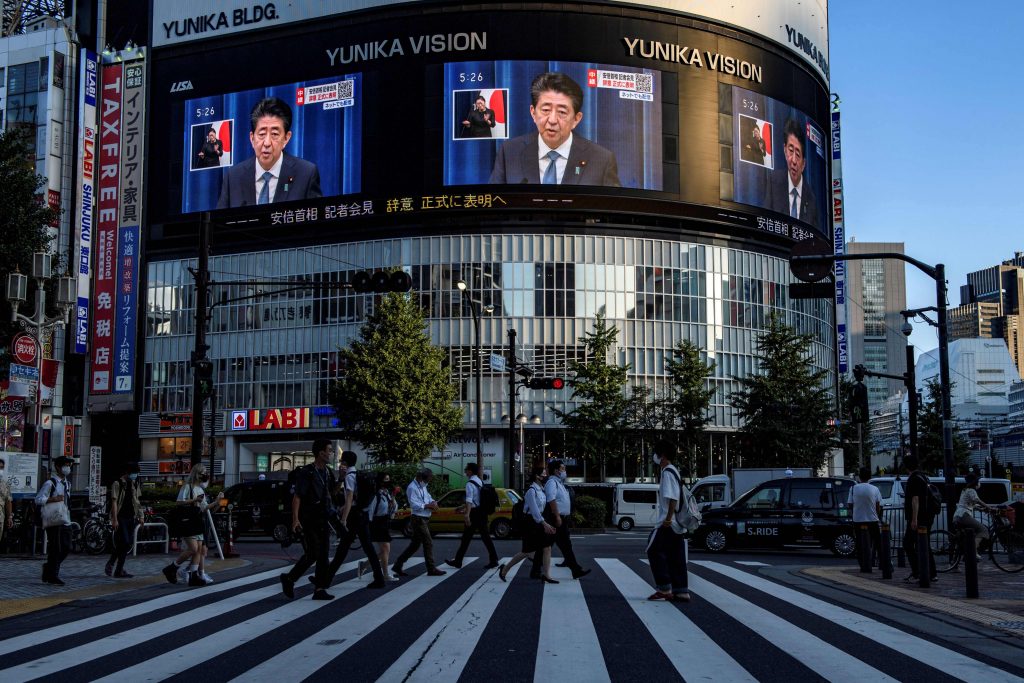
104, 560, 115, 577
387, 572, 400, 582
201, 572, 214, 584
280, 574, 295, 599
357, 559, 368, 579
162, 564, 179, 585
312, 589, 335, 600
177, 565, 189, 582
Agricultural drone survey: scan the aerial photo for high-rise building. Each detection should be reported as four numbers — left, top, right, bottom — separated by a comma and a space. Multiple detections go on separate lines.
953, 254, 1024, 379
845, 242, 908, 405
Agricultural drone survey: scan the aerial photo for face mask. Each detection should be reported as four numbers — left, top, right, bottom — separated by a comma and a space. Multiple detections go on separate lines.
198, 480, 207, 489
61, 466, 71, 476
558, 471, 567, 482
652, 455, 661, 468
128, 473, 138, 481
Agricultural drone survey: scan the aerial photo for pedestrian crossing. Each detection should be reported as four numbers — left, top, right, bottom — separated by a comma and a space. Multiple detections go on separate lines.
0, 557, 1021, 683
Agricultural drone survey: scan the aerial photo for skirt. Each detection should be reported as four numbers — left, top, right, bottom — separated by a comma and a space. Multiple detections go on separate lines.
520, 519, 554, 554
370, 517, 392, 543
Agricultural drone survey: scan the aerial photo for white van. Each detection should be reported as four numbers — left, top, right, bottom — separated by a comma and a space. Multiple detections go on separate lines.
612, 483, 661, 530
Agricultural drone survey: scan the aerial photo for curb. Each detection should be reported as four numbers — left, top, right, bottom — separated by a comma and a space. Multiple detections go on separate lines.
801, 565, 1024, 638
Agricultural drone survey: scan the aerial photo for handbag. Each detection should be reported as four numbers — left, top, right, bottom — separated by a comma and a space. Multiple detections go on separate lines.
41, 478, 70, 528
171, 487, 205, 537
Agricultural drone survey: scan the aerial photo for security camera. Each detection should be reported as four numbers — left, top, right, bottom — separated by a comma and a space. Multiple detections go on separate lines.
901, 320, 913, 337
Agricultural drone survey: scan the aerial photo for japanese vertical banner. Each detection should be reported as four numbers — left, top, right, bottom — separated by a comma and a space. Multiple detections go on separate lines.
113, 58, 146, 396
89, 62, 122, 394
72, 50, 97, 354
831, 106, 848, 374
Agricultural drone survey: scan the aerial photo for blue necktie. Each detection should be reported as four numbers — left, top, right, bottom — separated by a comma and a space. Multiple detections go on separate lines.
258, 171, 273, 205
542, 150, 560, 185
790, 188, 799, 218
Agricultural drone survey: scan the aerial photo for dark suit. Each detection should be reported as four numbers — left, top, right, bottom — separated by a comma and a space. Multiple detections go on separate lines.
196, 140, 223, 168
489, 133, 620, 186
464, 108, 496, 138
766, 172, 818, 228
216, 154, 322, 209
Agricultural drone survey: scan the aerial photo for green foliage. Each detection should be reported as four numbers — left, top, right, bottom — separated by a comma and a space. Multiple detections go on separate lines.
572, 494, 608, 528
555, 314, 631, 478
363, 462, 451, 507
839, 375, 874, 473
662, 339, 716, 451
915, 378, 970, 473
729, 312, 835, 470
330, 292, 463, 463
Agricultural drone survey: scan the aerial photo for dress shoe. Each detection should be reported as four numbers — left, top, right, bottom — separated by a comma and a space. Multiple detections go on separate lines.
571, 568, 591, 580
426, 568, 447, 576
673, 592, 692, 602
367, 580, 387, 588
444, 559, 462, 569
114, 570, 133, 578
647, 590, 673, 601
104, 560, 115, 577
498, 564, 508, 582
541, 576, 559, 584
280, 574, 295, 599
312, 589, 335, 600
555, 562, 568, 568
392, 566, 409, 577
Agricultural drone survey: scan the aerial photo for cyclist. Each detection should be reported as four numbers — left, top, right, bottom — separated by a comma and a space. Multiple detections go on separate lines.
954, 473, 998, 560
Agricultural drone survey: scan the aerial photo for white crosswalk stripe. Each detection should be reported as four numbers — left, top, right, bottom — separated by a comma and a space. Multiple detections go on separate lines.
0, 557, 1021, 683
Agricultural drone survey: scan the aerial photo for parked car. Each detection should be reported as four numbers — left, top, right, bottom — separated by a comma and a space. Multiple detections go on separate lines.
690, 468, 814, 511
393, 487, 521, 539
694, 477, 857, 557
222, 480, 293, 540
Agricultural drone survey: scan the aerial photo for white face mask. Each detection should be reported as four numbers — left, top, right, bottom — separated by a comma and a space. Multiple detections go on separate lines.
558, 470, 567, 481
60, 466, 71, 476
128, 473, 138, 481
652, 455, 661, 468
198, 480, 207, 489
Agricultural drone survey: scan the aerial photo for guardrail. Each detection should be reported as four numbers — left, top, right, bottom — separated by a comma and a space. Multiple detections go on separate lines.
881, 505, 994, 552
132, 522, 169, 556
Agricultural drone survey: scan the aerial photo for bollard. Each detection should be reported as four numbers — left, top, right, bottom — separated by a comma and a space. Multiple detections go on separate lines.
856, 524, 871, 573
880, 524, 893, 579
962, 527, 978, 599
897, 544, 906, 568
224, 505, 240, 559
917, 526, 930, 588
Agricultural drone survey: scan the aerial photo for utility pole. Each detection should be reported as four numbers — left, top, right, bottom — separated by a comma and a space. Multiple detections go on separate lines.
507, 328, 517, 489
190, 213, 211, 466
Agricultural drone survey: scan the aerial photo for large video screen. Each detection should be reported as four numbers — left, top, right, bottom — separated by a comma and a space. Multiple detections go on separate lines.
723, 85, 828, 232
442, 61, 662, 190
181, 75, 363, 213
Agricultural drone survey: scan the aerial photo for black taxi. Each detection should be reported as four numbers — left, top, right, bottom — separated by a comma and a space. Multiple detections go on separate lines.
694, 477, 857, 557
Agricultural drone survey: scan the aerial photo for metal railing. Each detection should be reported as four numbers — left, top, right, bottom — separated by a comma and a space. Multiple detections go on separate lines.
881, 505, 995, 551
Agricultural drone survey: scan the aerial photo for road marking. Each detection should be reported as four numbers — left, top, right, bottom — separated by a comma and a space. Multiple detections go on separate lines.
378, 558, 517, 682
534, 566, 610, 682
0, 562, 355, 657
597, 559, 755, 683
228, 558, 476, 682
89, 559, 424, 683
734, 561, 769, 566
688, 573, 897, 682
694, 561, 1024, 683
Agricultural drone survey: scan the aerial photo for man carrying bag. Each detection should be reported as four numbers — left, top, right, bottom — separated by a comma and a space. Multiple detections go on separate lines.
36, 456, 75, 586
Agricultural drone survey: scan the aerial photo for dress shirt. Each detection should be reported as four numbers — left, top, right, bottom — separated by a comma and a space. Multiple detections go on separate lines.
525, 482, 547, 523
254, 154, 285, 204
544, 477, 571, 515
537, 134, 574, 185
407, 479, 435, 518
35, 476, 70, 507
465, 475, 483, 509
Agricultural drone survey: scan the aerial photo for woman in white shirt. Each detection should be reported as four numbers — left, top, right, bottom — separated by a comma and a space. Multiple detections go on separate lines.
499, 466, 557, 583
163, 465, 221, 587
955, 473, 996, 560
361, 471, 399, 581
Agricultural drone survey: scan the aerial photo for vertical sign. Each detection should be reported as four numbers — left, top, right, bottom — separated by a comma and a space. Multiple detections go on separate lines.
831, 106, 848, 374
113, 58, 146, 396
73, 50, 98, 354
88, 445, 102, 504
89, 63, 123, 394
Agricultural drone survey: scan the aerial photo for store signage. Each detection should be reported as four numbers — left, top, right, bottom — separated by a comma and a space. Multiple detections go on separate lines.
230, 407, 310, 431
159, 412, 193, 432
12, 333, 38, 365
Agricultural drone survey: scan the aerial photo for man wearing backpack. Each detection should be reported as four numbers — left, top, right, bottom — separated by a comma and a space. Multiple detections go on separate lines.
35, 456, 74, 586
902, 455, 937, 584
281, 438, 338, 600
531, 459, 590, 580
646, 441, 690, 602
446, 463, 499, 569
324, 450, 386, 588
106, 461, 145, 578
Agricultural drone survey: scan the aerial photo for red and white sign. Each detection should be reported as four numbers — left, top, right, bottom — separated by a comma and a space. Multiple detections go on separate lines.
230, 407, 310, 432
12, 333, 38, 365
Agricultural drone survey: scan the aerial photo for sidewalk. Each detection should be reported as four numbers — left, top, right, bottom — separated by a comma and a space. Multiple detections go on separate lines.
0, 553, 251, 619
804, 560, 1024, 637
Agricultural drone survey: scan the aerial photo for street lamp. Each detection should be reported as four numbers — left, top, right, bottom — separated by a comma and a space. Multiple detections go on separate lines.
6, 253, 76, 472
455, 279, 493, 472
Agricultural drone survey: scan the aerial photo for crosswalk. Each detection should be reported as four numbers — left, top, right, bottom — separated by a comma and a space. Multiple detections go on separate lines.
1, 556, 1022, 683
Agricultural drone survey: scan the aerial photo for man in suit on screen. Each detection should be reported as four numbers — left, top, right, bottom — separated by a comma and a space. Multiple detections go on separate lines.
766, 118, 818, 227
217, 97, 322, 209
489, 72, 620, 187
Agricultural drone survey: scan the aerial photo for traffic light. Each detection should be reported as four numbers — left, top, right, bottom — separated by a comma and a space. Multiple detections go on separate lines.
849, 381, 869, 425
853, 364, 866, 382
527, 376, 565, 390
351, 270, 413, 293
194, 358, 214, 398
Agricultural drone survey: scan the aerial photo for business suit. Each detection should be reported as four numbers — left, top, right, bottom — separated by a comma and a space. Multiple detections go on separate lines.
464, 108, 496, 138
216, 154, 322, 209
489, 133, 620, 186
766, 171, 818, 228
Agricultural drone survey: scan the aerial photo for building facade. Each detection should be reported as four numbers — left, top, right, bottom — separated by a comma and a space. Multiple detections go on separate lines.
953, 254, 1024, 380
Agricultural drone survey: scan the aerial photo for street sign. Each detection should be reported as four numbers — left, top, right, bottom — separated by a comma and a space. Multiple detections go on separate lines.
789, 236, 834, 283
489, 353, 506, 372
790, 282, 834, 299
11, 333, 38, 365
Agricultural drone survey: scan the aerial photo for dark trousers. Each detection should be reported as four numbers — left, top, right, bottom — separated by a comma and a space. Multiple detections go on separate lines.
904, 524, 936, 578
454, 509, 497, 564
327, 511, 384, 583
109, 516, 138, 572
44, 525, 71, 580
286, 519, 330, 588
647, 526, 688, 593
533, 514, 581, 574
394, 516, 436, 571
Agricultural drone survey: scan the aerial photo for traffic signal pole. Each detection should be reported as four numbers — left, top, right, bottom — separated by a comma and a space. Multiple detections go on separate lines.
507, 328, 517, 489
190, 213, 211, 467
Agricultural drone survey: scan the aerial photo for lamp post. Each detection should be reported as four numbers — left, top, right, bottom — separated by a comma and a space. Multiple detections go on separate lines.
455, 280, 493, 472
6, 253, 76, 473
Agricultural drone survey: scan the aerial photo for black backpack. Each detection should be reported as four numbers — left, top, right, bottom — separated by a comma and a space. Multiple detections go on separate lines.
353, 470, 376, 511
469, 480, 499, 516
925, 482, 943, 518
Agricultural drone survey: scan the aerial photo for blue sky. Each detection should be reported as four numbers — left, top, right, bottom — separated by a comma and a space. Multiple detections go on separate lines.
829, 1, 1024, 347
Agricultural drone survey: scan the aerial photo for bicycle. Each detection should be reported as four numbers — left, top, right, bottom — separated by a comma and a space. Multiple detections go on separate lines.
930, 507, 1024, 573
81, 506, 113, 555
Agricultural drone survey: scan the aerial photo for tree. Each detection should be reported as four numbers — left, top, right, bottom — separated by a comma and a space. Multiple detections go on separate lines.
838, 375, 874, 473
623, 384, 670, 478
329, 292, 463, 463
555, 313, 631, 480
662, 339, 716, 453
915, 378, 970, 473
729, 312, 834, 470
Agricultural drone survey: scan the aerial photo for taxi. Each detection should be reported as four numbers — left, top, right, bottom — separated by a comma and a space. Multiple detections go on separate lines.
393, 487, 521, 539
694, 477, 857, 556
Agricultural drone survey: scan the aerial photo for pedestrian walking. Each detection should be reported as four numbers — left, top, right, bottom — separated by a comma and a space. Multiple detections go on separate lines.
955, 473, 998, 560
499, 466, 558, 583
36, 455, 75, 586
392, 468, 446, 577
163, 464, 222, 587
646, 441, 690, 602
106, 462, 145, 578
901, 455, 937, 583
324, 451, 386, 587
446, 463, 499, 570
0, 457, 13, 544
361, 471, 399, 580
848, 466, 883, 570
280, 438, 338, 600
531, 460, 590, 580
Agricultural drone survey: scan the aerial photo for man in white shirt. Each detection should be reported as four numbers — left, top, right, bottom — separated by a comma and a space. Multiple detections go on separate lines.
36, 456, 74, 585
646, 441, 690, 602
392, 468, 446, 576
324, 450, 385, 588
446, 463, 499, 569
848, 466, 884, 572
532, 460, 590, 579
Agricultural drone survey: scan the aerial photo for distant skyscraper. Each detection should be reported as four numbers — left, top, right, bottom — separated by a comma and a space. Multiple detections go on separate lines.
845, 242, 908, 405
952, 252, 1024, 379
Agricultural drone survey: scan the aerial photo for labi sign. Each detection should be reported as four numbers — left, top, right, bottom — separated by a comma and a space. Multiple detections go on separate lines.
230, 407, 310, 431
